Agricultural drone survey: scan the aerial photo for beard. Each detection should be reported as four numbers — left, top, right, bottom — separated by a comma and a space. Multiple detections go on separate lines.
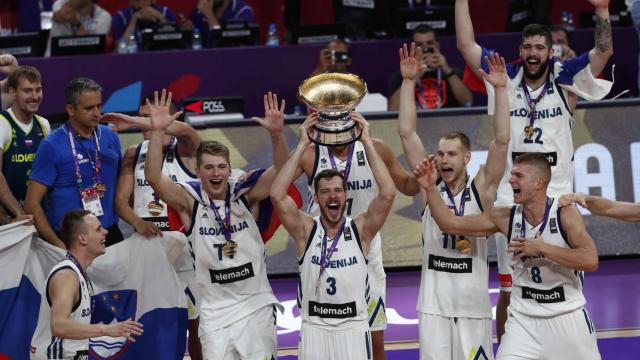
523, 56, 550, 81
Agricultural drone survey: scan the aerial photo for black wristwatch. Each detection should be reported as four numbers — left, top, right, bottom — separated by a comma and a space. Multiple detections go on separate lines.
444, 70, 456, 79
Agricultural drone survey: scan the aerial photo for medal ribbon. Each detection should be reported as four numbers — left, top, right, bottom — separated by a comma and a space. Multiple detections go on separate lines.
521, 72, 551, 132
328, 143, 355, 183
520, 197, 553, 238
318, 219, 346, 282
66, 123, 102, 190
209, 186, 232, 242
443, 175, 468, 216
66, 252, 95, 311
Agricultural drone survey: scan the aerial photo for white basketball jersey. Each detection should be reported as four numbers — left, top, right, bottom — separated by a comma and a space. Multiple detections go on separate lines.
507, 198, 586, 317
298, 217, 370, 330
496, 76, 575, 206
133, 139, 197, 231
181, 179, 278, 332
418, 176, 492, 319
46, 258, 92, 359
307, 142, 385, 280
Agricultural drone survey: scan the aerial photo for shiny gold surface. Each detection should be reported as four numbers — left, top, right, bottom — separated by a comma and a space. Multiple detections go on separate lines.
299, 73, 367, 113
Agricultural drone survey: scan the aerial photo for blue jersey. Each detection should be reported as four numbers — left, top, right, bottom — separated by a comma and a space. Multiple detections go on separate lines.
30, 124, 121, 231
0, 110, 48, 206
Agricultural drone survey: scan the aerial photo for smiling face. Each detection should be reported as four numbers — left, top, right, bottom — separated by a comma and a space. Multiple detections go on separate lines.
80, 214, 108, 257
10, 78, 42, 117
315, 175, 347, 226
520, 35, 552, 81
197, 153, 231, 200
436, 137, 470, 184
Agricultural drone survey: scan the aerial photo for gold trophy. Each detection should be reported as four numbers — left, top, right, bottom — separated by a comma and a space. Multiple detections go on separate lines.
299, 72, 367, 145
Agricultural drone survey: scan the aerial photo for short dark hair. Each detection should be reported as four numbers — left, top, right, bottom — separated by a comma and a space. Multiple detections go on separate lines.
59, 209, 93, 249
65, 77, 102, 106
7, 66, 42, 91
196, 141, 230, 167
313, 169, 345, 193
139, 92, 183, 121
549, 24, 573, 48
513, 152, 552, 184
521, 24, 552, 48
326, 39, 352, 57
412, 24, 437, 40
441, 131, 471, 151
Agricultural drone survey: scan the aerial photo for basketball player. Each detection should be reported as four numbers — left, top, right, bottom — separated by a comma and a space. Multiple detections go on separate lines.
455, 0, 613, 339
559, 193, 640, 222
398, 44, 509, 359
47, 209, 143, 359
144, 90, 287, 359
294, 106, 419, 360
270, 112, 396, 360
415, 152, 600, 360
105, 95, 203, 359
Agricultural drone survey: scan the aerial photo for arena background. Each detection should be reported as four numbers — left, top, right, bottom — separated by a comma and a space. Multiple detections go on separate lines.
118, 100, 640, 274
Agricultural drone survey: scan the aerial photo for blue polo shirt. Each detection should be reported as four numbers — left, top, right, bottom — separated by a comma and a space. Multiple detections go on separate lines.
189, 0, 255, 46
111, 5, 177, 41
30, 124, 121, 231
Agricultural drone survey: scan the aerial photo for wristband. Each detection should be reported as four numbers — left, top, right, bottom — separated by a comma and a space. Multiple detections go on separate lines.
444, 70, 456, 79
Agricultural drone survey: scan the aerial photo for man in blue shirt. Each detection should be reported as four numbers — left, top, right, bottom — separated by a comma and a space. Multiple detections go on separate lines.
26, 78, 122, 249
190, 0, 255, 46
111, 0, 177, 44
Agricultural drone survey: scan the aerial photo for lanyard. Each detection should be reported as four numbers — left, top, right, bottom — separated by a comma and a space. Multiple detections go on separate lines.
318, 219, 346, 281
520, 197, 553, 238
521, 72, 551, 130
443, 175, 468, 216
66, 123, 101, 189
209, 186, 232, 242
328, 143, 355, 183
66, 253, 94, 298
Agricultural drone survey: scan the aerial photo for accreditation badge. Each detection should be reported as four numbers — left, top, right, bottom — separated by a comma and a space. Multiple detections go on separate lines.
80, 186, 104, 216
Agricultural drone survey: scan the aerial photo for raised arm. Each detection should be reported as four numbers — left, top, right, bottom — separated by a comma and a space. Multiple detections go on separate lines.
144, 91, 192, 219
49, 270, 143, 341
559, 192, 640, 222
270, 115, 318, 256
588, 0, 613, 77
455, 0, 484, 78
115, 146, 162, 238
397, 43, 428, 170
416, 157, 500, 237
245, 92, 288, 206
372, 138, 420, 196
353, 113, 396, 247
509, 205, 598, 272
0, 54, 18, 110
473, 53, 510, 207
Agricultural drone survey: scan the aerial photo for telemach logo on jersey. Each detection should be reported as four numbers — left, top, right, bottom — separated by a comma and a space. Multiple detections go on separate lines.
428, 254, 472, 273
209, 262, 255, 284
309, 301, 357, 318
522, 286, 566, 303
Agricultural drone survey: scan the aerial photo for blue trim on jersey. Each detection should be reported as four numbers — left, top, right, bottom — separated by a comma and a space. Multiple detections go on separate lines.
470, 178, 484, 212
365, 331, 371, 359
556, 206, 572, 248
309, 143, 321, 186
582, 308, 593, 333
133, 142, 143, 172
507, 205, 517, 243
368, 297, 385, 328
298, 220, 318, 265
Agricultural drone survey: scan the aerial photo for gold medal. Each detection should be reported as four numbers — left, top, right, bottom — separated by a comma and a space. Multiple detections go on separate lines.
95, 183, 106, 193
455, 238, 472, 254
147, 200, 164, 216
524, 125, 534, 140
222, 240, 238, 258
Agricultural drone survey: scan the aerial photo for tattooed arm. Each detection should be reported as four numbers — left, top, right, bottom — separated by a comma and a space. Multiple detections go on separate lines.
588, 0, 613, 76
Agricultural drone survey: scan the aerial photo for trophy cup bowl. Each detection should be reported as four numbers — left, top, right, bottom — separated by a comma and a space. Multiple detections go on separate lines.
299, 72, 367, 146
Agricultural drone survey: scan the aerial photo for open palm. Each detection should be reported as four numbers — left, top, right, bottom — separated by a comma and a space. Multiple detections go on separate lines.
478, 52, 507, 88
399, 43, 425, 81
251, 92, 285, 134
148, 89, 182, 131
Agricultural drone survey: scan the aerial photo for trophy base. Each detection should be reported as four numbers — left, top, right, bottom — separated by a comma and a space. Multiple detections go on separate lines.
308, 112, 362, 146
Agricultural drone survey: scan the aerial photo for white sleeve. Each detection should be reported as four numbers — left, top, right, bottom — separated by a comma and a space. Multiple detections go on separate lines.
557, 63, 613, 101
38, 116, 52, 136
93, 8, 112, 35
0, 117, 12, 152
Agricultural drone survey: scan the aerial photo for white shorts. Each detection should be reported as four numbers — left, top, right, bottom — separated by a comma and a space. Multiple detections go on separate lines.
419, 312, 493, 360
200, 305, 277, 360
367, 276, 387, 331
175, 255, 199, 320
494, 232, 513, 292
299, 321, 372, 360
497, 308, 600, 360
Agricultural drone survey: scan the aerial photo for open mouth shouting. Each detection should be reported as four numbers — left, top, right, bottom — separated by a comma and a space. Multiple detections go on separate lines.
512, 185, 522, 202
440, 166, 454, 179
526, 57, 541, 73
326, 201, 342, 219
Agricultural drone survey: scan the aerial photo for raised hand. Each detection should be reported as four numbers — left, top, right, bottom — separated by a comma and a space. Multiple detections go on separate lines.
251, 92, 285, 135
413, 157, 437, 190
0, 54, 18, 75
478, 52, 507, 88
558, 192, 587, 208
104, 318, 144, 343
399, 43, 426, 81
299, 113, 319, 146
350, 112, 371, 144
147, 89, 182, 131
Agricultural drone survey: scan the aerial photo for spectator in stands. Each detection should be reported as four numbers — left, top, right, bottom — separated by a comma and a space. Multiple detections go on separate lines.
0, 54, 19, 110
25, 78, 123, 249
550, 25, 577, 61
0, 66, 50, 219
46, 0, 112, 56
19, 0, 53, 32
309, 39, 352, 78
387, 25, 473, 111
189, 0, 255, 46
111, 0, 177, 44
